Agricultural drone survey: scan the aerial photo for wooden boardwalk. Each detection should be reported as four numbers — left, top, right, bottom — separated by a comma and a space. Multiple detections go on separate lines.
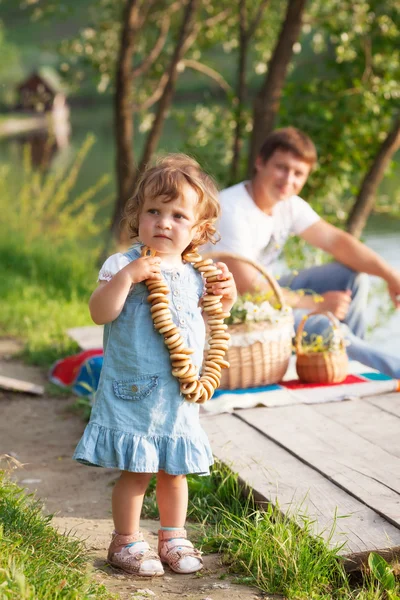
66, 326, 400, 569
201, 393, 400, 570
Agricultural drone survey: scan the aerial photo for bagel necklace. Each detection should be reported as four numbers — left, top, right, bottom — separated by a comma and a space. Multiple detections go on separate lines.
141, 245, 230, 404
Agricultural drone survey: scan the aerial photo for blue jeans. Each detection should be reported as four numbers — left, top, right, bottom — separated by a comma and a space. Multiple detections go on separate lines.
280, 262, 400, 379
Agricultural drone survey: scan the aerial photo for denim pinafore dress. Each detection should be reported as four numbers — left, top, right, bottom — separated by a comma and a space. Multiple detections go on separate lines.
73, 244, 214, 475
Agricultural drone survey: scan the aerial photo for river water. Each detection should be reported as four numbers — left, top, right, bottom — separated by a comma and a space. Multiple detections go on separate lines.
363, 228, 400, 356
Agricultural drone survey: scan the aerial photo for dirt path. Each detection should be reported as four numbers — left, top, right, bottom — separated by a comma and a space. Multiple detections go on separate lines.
0, 342, 265, 600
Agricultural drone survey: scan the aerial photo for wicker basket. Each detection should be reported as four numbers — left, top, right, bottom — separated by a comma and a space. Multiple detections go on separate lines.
204, 252, 294, 390
295, 311, 348, 384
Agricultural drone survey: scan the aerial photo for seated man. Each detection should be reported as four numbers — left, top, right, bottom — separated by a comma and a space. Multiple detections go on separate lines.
207, 127, 400, 378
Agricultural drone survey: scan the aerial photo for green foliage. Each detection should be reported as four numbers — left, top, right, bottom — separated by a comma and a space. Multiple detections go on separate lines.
205, 506, 349, 598
0, 134, 110, 245
368, 552, 397, 594
0, 138, 109, 366
173, 104, 239, 186
0, 21, 23, 106
10, 0, 400, 231
280, 0, 400, 224
35, 0, 239, 97
0, 471, 114, 599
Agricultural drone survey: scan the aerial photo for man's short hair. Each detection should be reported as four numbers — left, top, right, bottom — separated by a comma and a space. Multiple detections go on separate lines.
258, 127, 317, 167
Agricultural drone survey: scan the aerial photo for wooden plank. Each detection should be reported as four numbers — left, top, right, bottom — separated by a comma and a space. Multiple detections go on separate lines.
236, 405, 400, 528
365, 394, 400, 418
314, 399, 400, 458
0, 375, 44, 395
201, 413, 400, 567
67, 326, 103, 351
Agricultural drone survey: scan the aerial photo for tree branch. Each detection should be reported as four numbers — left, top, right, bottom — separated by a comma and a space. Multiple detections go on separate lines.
138, 0, 200, 173
204, 8, 231, 28
111, 0, 142, 243
248, 0, 270, 40
361, 36, 373, 83
248, 0, 308, 173
239, 0, 248, 37
181, 59, 232, 93
132, 13, 171, 77
132, 73, 170, 111
347, 115, 400, 238
230, 0, 272, 183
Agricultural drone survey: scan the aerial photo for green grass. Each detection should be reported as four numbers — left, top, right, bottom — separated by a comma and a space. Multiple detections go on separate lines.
0, 233, 96, 366
142, 462, 400, 600
0, 470, 115, 599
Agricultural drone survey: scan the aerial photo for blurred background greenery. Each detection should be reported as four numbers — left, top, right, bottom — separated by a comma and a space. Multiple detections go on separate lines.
0, 0, 399, 363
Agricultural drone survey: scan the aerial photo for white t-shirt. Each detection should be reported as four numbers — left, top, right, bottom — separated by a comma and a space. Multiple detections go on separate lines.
207, 181, 320, 268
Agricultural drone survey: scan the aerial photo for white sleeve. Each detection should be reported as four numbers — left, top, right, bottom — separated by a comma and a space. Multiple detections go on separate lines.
98, 253, 130, 281
290, 196, 320, 235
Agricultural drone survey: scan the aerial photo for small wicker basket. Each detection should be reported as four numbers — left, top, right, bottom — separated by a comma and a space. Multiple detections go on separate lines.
295, 311, 348, 384
204, 252, 294, 390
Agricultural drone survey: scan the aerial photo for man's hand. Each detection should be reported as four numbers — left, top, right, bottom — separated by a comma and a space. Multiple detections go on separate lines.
315, 290, 352, 320
386, 271, 400, 309
282, 287, 352, 320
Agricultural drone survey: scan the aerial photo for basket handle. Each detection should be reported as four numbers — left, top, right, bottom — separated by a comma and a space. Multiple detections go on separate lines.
203, 251, 286, 309
295, 311, 344, 355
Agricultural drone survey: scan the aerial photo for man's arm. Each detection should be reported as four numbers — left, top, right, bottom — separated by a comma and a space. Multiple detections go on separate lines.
220, 257, 326, 311
301, 220, 400, 308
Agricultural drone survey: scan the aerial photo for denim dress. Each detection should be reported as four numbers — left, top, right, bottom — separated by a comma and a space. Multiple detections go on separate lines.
73, 244, 214, 476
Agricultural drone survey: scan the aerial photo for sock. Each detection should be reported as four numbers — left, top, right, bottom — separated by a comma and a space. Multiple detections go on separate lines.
160, 526, 185, 541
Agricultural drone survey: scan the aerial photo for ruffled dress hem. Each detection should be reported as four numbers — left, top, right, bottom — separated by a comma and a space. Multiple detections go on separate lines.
73, 422, 214, 476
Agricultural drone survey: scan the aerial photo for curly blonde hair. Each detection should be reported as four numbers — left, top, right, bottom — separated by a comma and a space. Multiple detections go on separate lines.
124, 154, 220, 253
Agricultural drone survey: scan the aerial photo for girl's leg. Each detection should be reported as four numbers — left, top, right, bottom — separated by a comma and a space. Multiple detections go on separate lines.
156, 470, 188, 527
108, 470, 164, 577
156, 470, 202, 574
112, 471, 153, 533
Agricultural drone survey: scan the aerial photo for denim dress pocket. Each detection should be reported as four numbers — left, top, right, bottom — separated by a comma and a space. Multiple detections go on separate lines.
113, 375, 159, 401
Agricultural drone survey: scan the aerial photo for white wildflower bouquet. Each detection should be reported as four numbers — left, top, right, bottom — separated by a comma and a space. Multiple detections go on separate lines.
226, 291, 292, 325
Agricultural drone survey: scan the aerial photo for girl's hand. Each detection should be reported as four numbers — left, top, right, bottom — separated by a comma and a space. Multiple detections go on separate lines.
210, 262, 237, 312
123, 256, 162, 285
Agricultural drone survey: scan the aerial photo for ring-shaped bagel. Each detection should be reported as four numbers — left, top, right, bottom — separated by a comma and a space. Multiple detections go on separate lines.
142, 246, 230, 403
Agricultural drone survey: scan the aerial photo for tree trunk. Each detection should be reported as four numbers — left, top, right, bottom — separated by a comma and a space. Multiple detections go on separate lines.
111, 0, 141, 247
248, 0, 308, 174
138, 0, 200, 174
230, 0, 271, 184
346, 116, 400, 239
229, 1, 249, 184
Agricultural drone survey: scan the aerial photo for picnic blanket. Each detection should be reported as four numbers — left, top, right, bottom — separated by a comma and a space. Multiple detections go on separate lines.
49, 350, 399, 413
49, 349, 103, 398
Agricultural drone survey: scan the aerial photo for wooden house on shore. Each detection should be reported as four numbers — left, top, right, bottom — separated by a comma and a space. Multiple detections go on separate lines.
16, 66, 68, 114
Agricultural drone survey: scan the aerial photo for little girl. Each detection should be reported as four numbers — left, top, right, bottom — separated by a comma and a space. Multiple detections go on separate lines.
73, 154, 236, 577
